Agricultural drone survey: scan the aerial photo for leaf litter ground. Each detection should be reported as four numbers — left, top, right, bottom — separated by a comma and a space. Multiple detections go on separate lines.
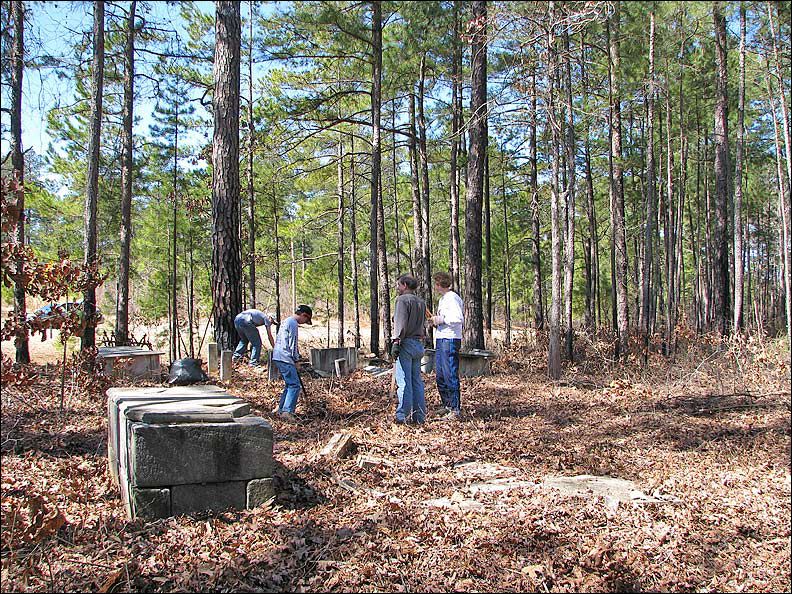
1, 336, 790, 592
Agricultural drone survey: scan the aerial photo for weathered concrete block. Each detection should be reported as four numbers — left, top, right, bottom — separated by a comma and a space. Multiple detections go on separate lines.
247, 478, 276, 508
310, 347, 357, 375
130, 487, 171, 520
220, 350, 233, 380
129, 416, 273, 487
208, 343, 219, 375
107, 385, 232, 487
458, 350, 495, 377
171, 481, 246, 515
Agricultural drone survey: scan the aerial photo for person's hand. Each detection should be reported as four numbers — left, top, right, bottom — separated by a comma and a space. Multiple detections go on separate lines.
431, 314, 444, 327
390, 341, 401, 359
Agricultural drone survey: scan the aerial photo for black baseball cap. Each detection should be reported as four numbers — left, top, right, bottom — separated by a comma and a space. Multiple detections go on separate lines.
295, 304, 313, 324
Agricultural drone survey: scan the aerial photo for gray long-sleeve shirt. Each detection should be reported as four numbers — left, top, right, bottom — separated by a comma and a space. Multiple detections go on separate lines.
272, 316, 300, 364
391, 293, 426, 341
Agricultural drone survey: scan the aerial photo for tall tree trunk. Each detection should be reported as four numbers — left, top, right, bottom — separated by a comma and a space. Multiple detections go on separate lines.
273, 192, 281, 322
484, 151, 492, 337
10, 0, 29, 363
370, 0, 383, 355
581, 37, 598, 330
547, 5, 562, 380
733, 5, 746, 332
211, 0, 242, 350
337, 136, 345, 347
418, 53, 432, 308
608, 4, 629, 356
409, 93, 423, 287
529, 66, 544, 330
562, 29, 576, 361
349, 133, 361, 348
766, 60, 792, 339
450, 0, 462, 292
712, 2, 731, 335
290, 237, 296, 311
501, 146, 511, 346
171, 105, 179, 361
766, 2, 792, 338
116, 0, 135, 347
640, 10, 656, 347
664, 74, 677, 355
82, 0, 105, 351
392, 107, 400, 274
463, 0, 487, 350
247, 0, 256, 307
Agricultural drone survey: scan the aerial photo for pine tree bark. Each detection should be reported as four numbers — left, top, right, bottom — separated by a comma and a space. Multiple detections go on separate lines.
450, 0, 462, 292
607, 4, 629, 356
547, 4, 562, 380
640, 11, 656, 345
417, 55, 433, 318
409, 93, 423, 286
733, 4, 746, 332
82, 0, 105, 351
10, 0, 29, 363
211, 0, 243, 350
349, 133, 361, 349
562, 30, 576, 361
712, 2, 731, 335
463, 0, 487, 350
529, 66, 544, 330
370, 0, 384, 355
116, 0, 136, 347
247, 0, 256, 308
337, 136, 345, 347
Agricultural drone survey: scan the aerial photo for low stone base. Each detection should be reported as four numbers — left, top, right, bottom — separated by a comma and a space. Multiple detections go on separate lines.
128, 479, 276, 519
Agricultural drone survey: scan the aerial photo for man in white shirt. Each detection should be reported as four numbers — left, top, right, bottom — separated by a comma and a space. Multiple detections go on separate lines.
430, 272, 464, 420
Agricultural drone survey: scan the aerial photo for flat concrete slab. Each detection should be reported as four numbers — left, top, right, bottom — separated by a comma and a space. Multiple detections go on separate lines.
129, 416, 273, 487
98, 346, 165, 380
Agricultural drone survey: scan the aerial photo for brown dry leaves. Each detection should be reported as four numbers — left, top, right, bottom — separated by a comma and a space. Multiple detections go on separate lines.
1, 335, 790, 592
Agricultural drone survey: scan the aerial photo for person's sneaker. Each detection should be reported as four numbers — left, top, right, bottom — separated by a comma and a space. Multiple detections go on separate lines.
271, 405, 281, 415
433, 405, 451, 415
438, 410, 461, 421
278, 412, 297, 423
393, 417, 407, 425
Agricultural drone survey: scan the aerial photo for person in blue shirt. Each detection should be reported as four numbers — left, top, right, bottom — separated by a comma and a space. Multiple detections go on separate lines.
272, 304, 313, 420
233, 309, 276, 367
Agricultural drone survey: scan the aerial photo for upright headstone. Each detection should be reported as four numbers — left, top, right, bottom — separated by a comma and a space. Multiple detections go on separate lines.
208, 343, 219, 375
267, 350, 278, 383
220, 350, 233, 381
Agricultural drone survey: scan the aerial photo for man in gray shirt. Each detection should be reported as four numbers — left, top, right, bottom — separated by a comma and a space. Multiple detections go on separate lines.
391, 275, 427, 424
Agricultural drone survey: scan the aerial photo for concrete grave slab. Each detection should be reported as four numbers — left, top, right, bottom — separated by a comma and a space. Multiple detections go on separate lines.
107, 385, 275, 519
98, 346, 165, 380
171, 481, 247, 515
129, 416, 273, 487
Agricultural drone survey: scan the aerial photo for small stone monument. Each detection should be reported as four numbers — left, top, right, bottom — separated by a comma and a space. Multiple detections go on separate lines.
107, 385, 275, 520
219, 350, 233, 380
207, 343, 219, 375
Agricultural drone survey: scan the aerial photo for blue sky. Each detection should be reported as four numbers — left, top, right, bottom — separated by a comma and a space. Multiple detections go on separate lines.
2, 1, 218, 159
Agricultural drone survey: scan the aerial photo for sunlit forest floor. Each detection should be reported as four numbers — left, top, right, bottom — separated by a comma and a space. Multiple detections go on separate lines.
1, 332, 790, 592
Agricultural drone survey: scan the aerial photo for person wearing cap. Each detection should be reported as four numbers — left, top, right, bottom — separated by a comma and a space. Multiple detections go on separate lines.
233, 308, 276, 367
271, 304, 313, 420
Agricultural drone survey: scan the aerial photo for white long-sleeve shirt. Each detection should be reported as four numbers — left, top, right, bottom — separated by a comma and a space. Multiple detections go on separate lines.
434, 290, 464, 340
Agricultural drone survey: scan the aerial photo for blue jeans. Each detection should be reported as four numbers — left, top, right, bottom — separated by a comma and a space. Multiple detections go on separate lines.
435, 338, 461, 412
234, 319, 262, 365
394, 338, 425, 423
274, 360, 300, 413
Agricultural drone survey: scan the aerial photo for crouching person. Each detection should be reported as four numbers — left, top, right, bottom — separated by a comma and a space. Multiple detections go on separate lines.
233, 308, 276, 367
